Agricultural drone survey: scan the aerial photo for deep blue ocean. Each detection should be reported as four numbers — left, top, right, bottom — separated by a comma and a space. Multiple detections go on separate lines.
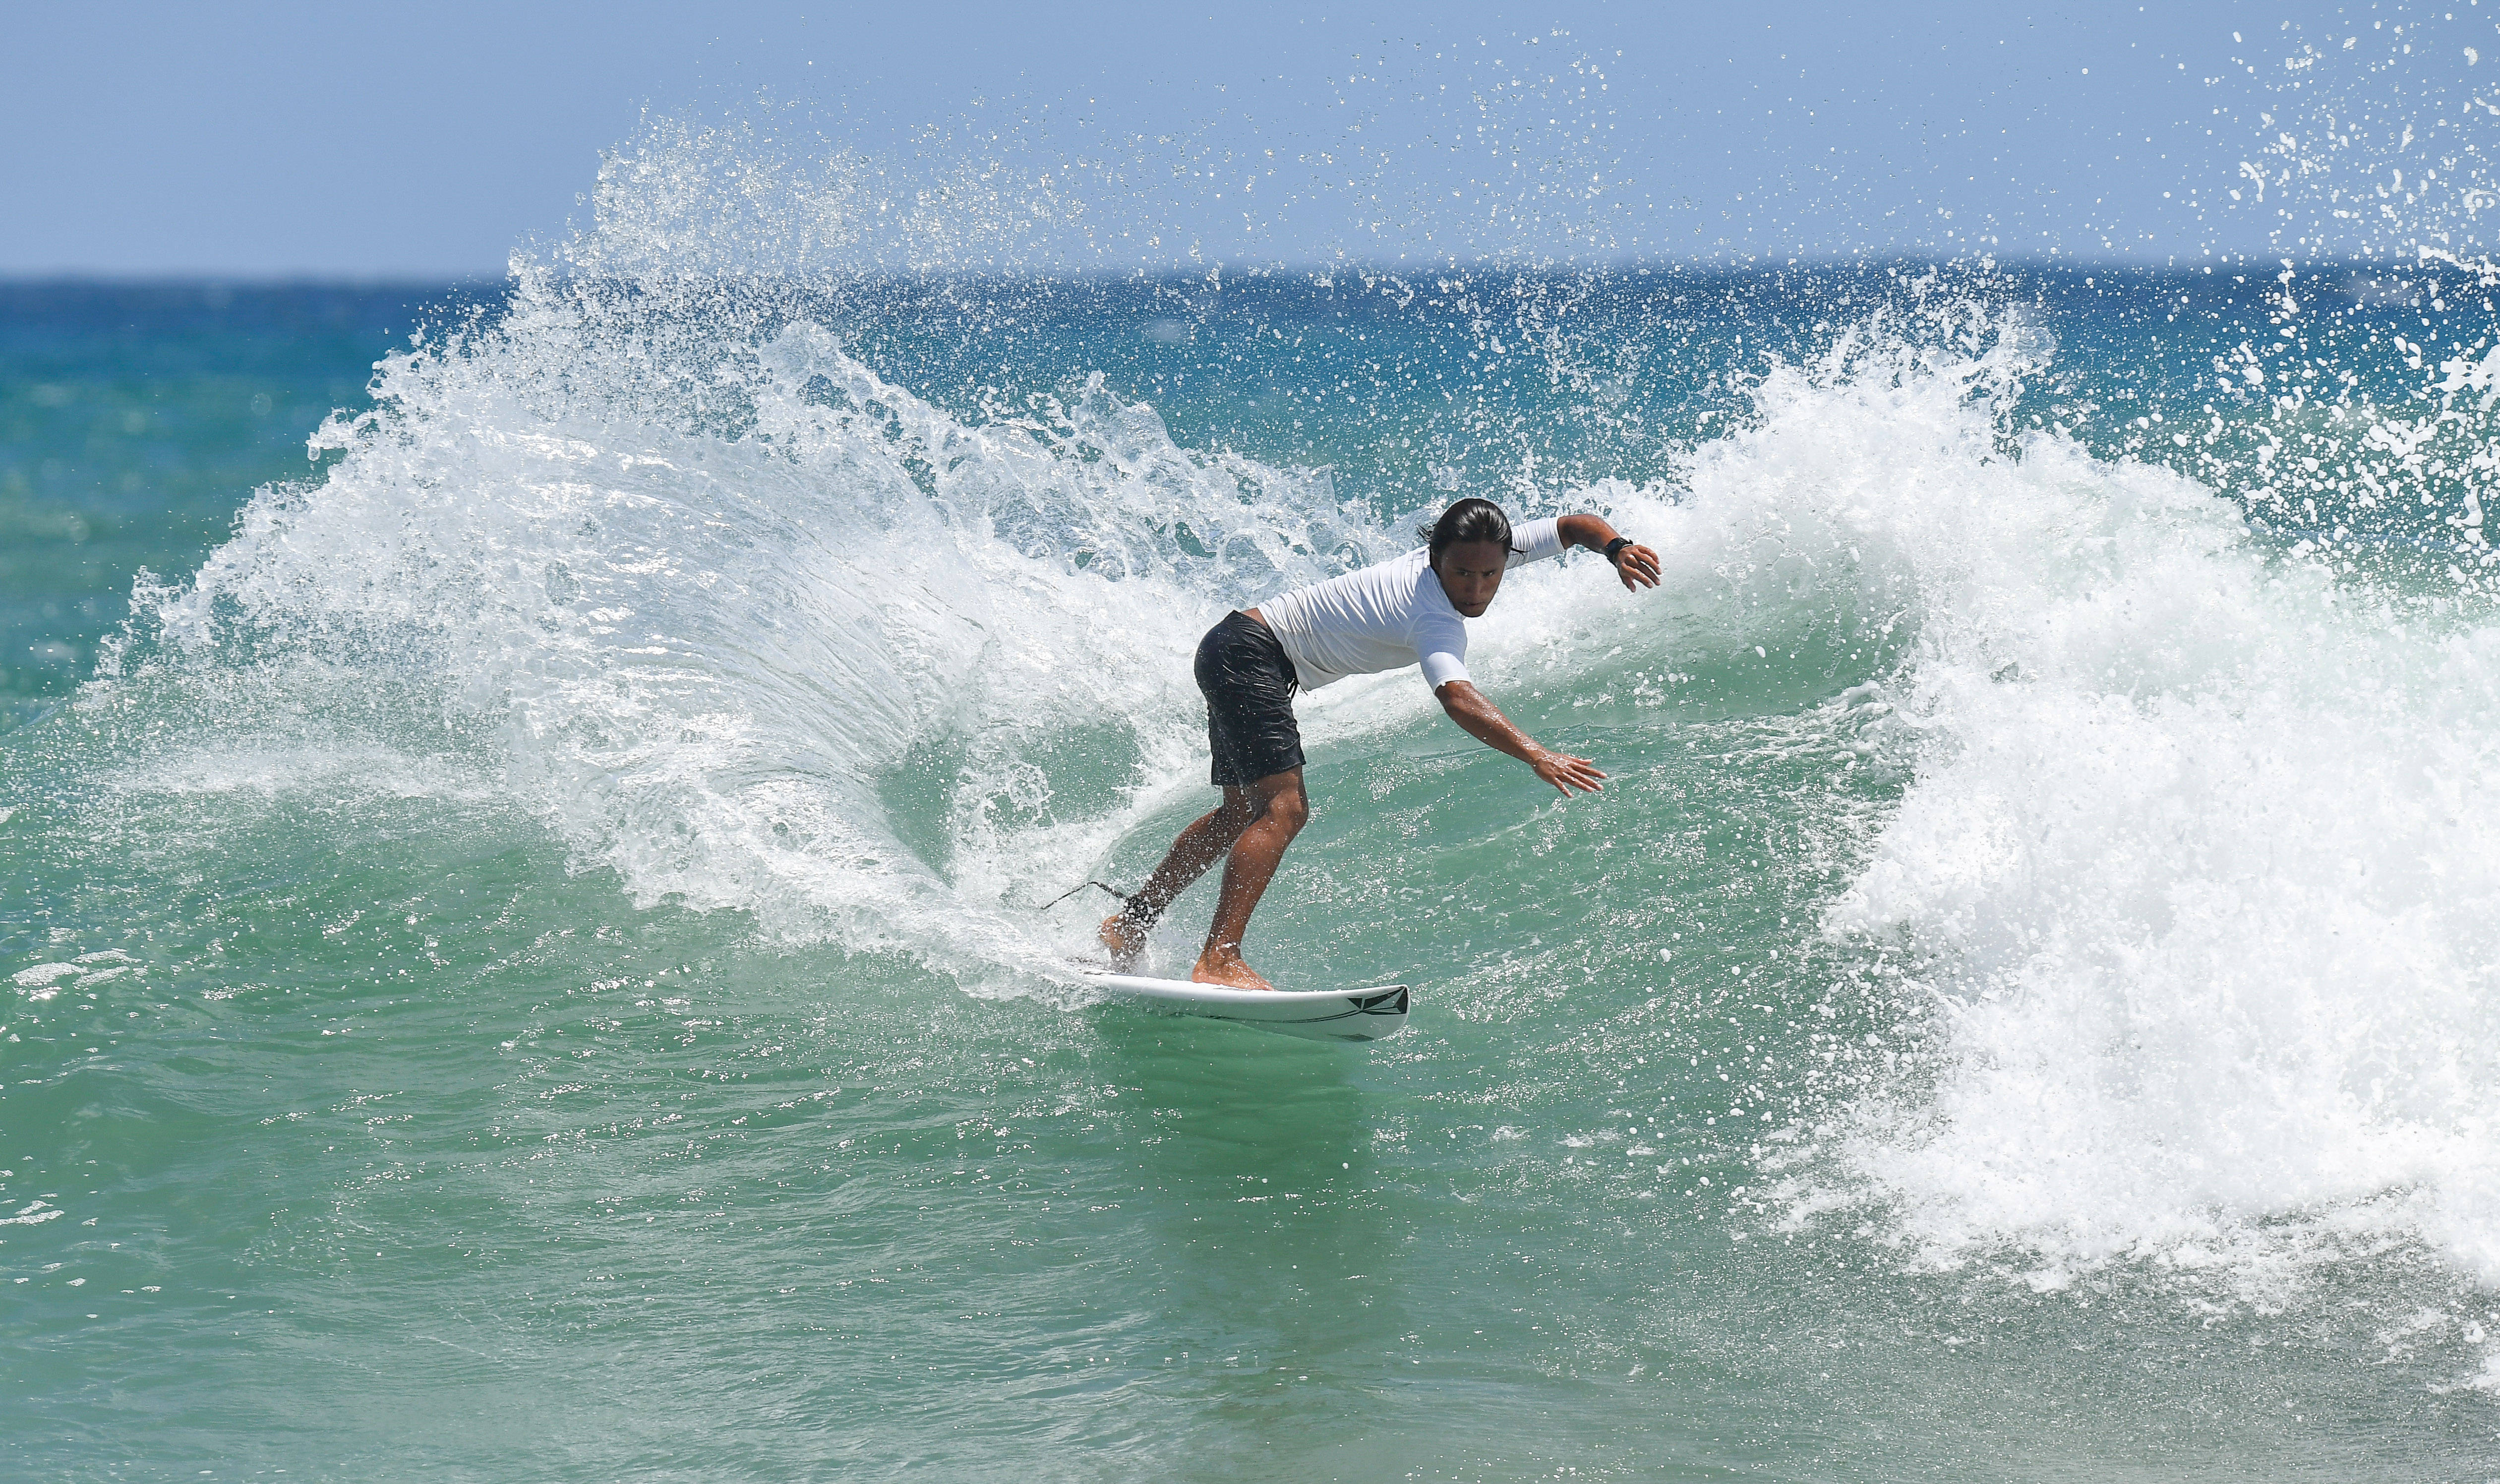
6, 221, 2500, 1477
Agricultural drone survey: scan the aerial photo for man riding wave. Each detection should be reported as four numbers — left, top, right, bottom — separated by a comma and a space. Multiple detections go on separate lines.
1101, 497, 1662, 990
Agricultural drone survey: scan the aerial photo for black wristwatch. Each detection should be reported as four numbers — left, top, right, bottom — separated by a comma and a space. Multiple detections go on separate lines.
1603, 535, 1635, 562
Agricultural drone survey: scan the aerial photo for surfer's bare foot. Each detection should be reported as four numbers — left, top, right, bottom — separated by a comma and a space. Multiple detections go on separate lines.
1098, 912, 1145, 970
1191, 945, 1275, 992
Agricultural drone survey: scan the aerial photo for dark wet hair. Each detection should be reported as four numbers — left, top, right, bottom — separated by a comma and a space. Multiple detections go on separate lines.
1421, 497, 1515, 567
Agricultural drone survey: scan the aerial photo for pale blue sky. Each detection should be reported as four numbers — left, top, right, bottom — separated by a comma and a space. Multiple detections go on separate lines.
3, 1, 2484, 275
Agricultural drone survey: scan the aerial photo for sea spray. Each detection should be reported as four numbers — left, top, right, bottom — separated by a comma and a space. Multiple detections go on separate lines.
1701, 332, 2500, 1323
93, 276, 1384, 980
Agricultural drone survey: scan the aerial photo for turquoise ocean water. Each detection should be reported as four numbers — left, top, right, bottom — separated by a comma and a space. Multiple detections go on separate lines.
8, 173, 2500, 1477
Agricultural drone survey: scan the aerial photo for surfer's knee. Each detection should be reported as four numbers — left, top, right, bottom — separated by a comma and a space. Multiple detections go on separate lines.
1262, 784, 1310, 835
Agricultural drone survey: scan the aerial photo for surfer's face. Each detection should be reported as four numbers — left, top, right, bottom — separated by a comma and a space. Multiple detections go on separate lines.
1433, 540, 1509, 617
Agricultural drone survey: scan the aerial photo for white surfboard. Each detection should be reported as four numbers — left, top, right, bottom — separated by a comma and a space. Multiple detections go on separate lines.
1082, 972, 1412, 1042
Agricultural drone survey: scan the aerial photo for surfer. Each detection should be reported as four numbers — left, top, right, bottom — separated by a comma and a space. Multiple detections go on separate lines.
1100, 497, 1661, 990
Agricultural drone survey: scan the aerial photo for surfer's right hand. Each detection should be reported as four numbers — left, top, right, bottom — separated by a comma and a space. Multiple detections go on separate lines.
1530, 749, 1606, 796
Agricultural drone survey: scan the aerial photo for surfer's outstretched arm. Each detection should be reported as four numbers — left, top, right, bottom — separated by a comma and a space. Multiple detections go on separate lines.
1556, 513, 1662, 591
1434, 680, 1606, 796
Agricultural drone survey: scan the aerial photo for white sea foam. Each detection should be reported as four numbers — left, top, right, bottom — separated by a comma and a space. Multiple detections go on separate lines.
97, 268, 1382, 987
1702, 336, 2500, 1293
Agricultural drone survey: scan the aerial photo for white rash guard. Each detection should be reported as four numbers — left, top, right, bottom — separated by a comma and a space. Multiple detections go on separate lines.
1256, 518, 1567, 692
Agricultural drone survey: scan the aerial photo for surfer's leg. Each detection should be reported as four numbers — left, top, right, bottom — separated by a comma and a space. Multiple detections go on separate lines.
1191, 768, 1308, 991
1108, 611, 1303, 974
1098, 787, 1257, 966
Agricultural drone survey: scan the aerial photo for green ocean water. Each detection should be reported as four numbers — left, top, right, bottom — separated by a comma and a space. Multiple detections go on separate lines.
5, 247, 2500, 1484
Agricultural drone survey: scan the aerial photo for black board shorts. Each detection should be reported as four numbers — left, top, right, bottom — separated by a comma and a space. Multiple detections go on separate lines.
1195, 611, 1305, 786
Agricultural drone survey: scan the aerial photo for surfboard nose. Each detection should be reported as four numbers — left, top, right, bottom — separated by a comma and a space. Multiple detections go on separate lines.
1351, 986, 1410, 1017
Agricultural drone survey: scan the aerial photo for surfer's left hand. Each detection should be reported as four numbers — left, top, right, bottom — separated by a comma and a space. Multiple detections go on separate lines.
1609, 542, 1661, 591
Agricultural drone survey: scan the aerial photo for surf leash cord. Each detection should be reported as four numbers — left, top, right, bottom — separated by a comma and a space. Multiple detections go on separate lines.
1035, 879, 1132, 912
